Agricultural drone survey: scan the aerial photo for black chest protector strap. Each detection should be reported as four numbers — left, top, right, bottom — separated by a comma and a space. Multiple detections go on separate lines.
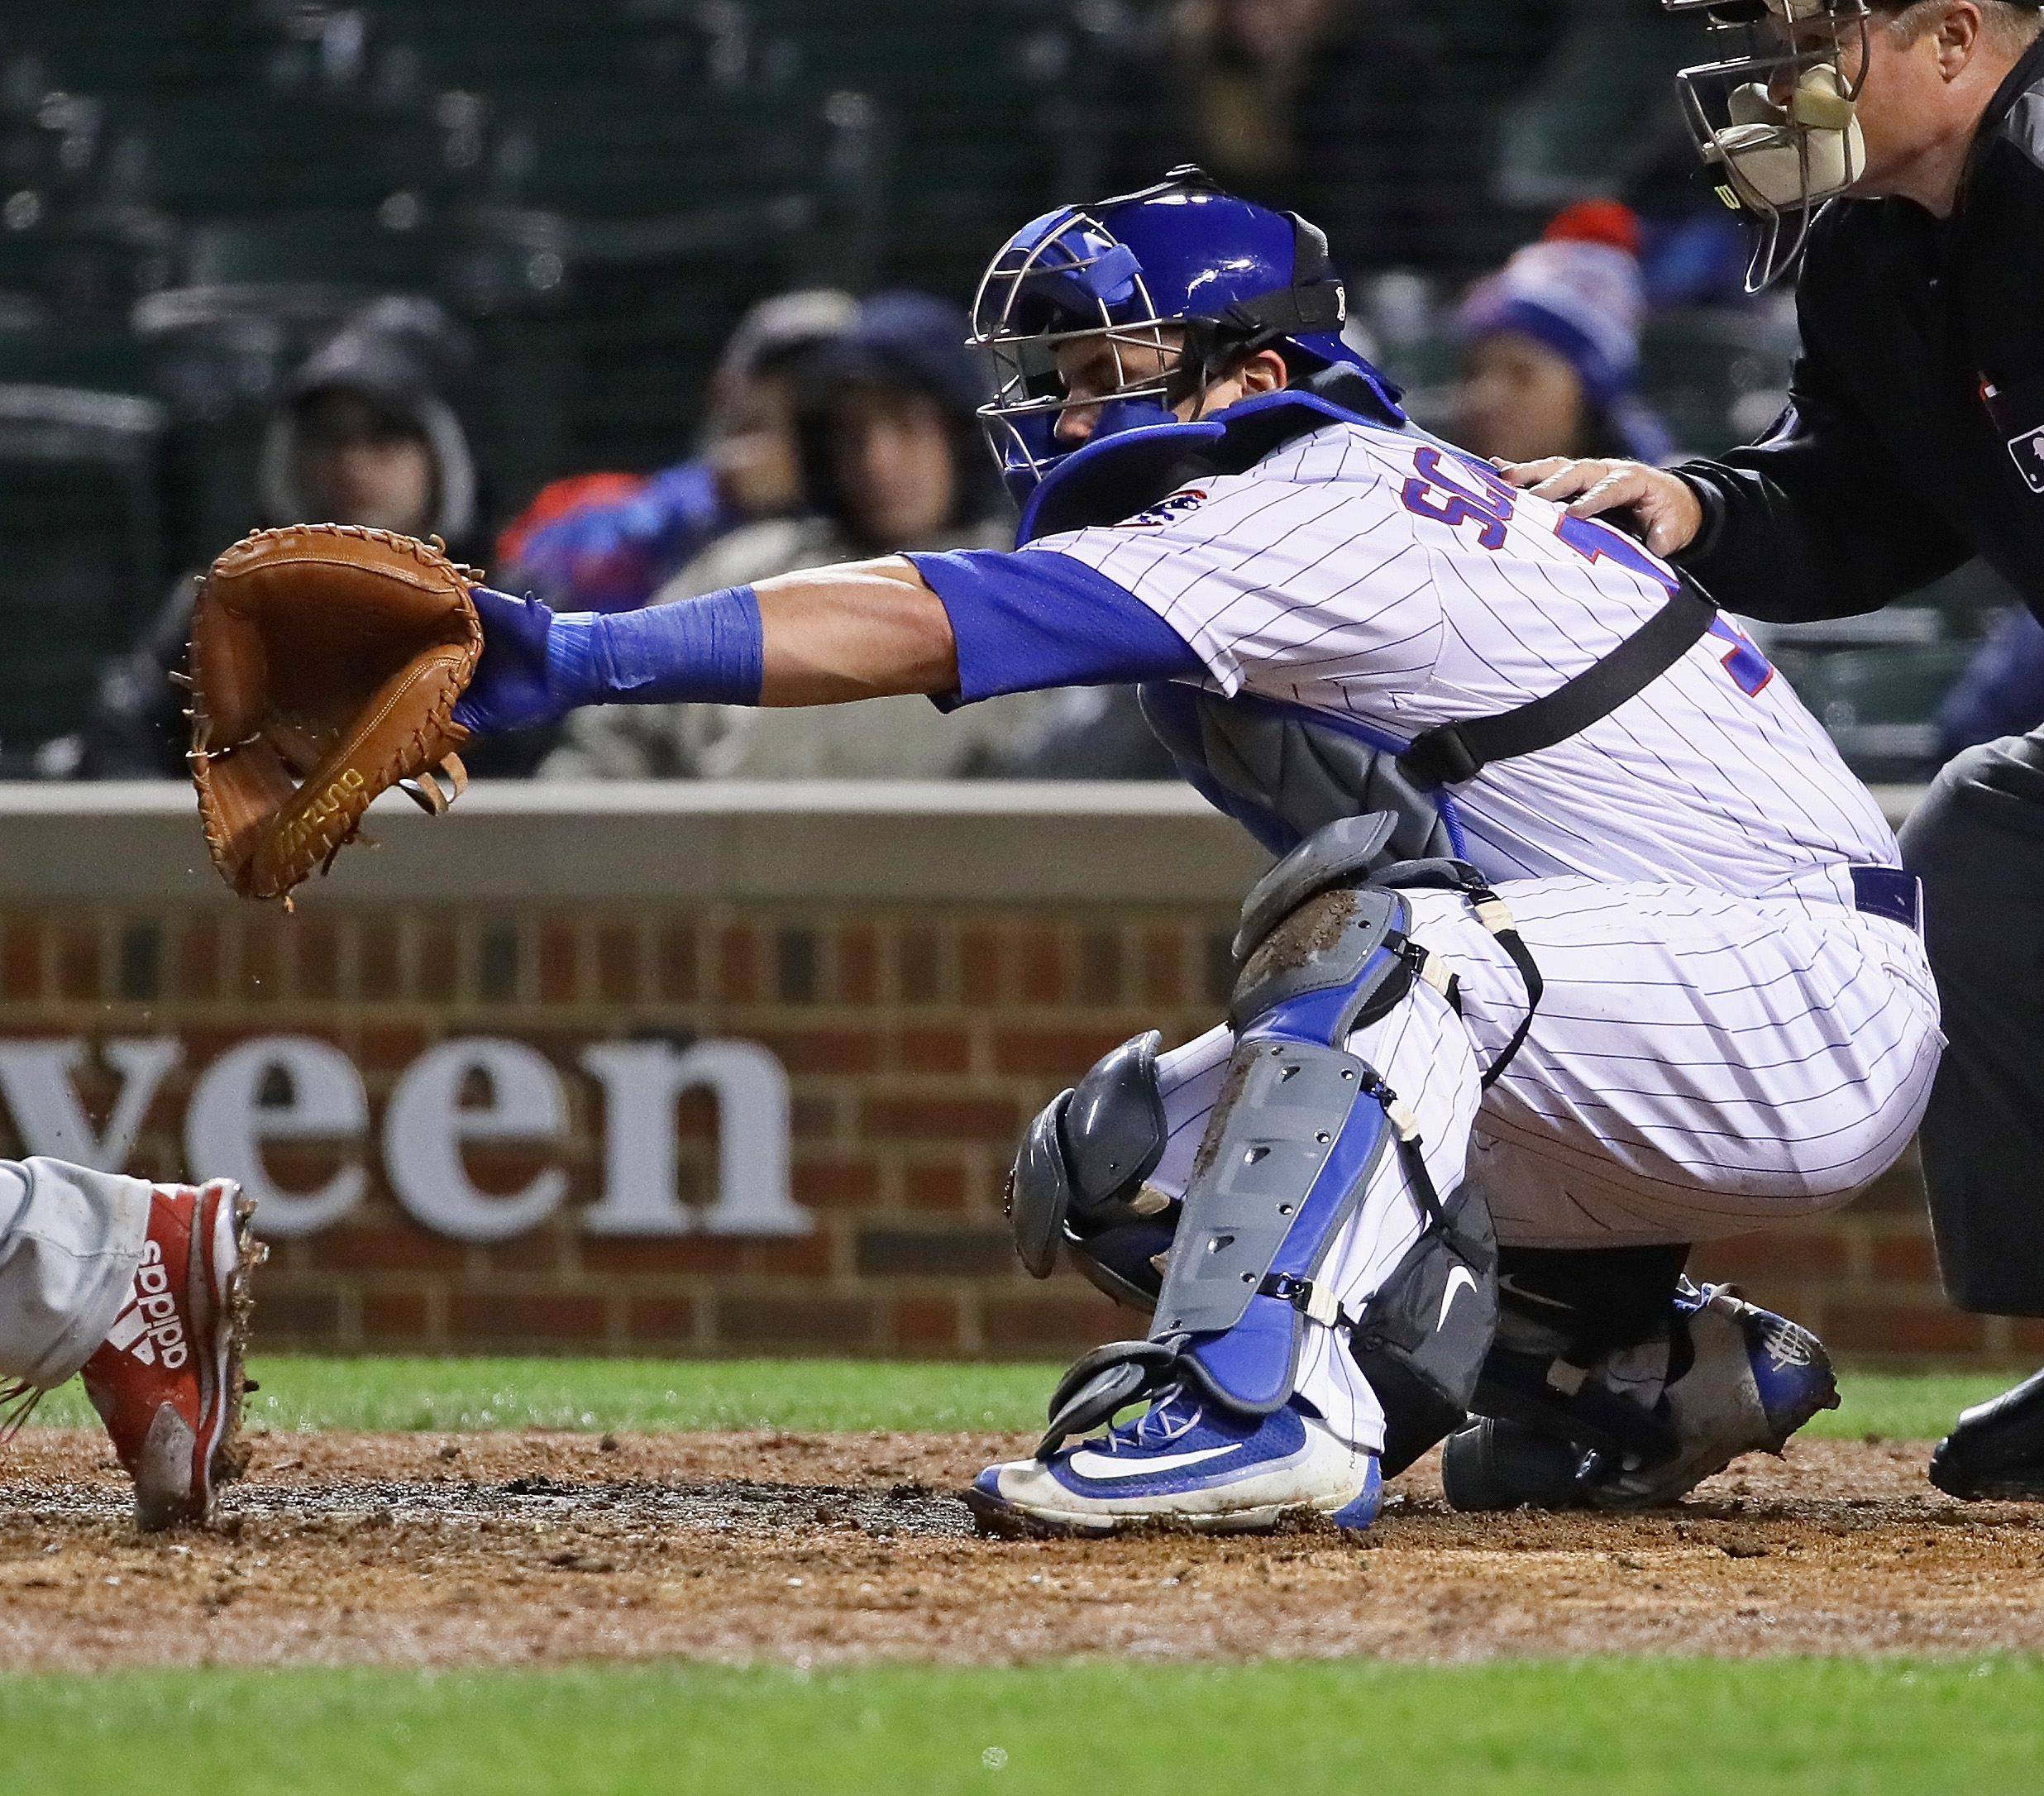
1397, 577, 1718, 791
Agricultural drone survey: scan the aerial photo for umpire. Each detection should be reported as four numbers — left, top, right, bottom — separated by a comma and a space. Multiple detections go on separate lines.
1503, 0, 2044, 1498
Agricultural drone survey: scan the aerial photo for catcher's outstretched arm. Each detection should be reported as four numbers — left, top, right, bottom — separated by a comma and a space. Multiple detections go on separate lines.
454, 558, 952, 737
454, 543, 1204, 738
760, 550, 1207, 705
753, 557, 958, 705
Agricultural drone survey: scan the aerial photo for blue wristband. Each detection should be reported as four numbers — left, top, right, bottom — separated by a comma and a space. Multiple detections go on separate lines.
548, 583, 765, 709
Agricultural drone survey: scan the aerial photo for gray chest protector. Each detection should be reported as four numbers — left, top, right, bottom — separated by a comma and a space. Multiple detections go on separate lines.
1138, 681, 1457, 867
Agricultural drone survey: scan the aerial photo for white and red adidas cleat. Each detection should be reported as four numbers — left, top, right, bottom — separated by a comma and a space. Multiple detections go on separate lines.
78, 1179, 262, 1531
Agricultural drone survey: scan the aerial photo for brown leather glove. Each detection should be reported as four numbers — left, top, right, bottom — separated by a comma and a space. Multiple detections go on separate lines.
189, 523, 484, 902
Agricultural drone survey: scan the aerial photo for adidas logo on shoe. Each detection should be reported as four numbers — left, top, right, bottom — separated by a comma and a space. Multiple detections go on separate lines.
103, 1240, 189, 1371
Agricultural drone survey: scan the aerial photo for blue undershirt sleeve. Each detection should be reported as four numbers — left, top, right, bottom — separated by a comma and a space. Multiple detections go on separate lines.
907, 548, 1205, 706
549, 583, 765, 708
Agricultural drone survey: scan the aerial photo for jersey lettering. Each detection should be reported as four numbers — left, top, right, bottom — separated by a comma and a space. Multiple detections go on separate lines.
1034, 418, 1893, 891
1400, 447, 1515, 551
1552, 510, 1678, 594
1708, 616, 1774, 695
1552, 510, 1774, 698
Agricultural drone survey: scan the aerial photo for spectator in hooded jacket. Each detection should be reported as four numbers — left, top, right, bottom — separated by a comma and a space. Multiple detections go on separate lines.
1449, 201, 1674, 469
496, 289, 857, 614
51, 297, 546, 778
542, 291, 1047, 781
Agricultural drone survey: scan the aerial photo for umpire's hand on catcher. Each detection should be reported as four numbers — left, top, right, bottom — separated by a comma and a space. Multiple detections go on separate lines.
1493, 457, 1704, 561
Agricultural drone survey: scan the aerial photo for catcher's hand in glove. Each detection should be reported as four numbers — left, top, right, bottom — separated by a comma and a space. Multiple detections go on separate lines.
449, 586, 566, 737
189, 523, 494, 902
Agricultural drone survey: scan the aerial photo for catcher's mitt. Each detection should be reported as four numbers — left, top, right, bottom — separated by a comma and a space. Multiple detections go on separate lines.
189, 523, 484, 902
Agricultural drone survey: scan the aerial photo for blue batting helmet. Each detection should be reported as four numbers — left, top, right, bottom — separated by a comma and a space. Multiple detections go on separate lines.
968, 165, 1388, 505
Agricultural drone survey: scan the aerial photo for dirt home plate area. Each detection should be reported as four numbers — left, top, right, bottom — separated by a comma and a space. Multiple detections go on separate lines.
3, 1431, 2044, 1668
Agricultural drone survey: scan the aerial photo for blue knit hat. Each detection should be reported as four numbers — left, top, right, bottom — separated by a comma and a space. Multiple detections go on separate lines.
1456, 206, 1644, 404
1456, 203, 1670, 461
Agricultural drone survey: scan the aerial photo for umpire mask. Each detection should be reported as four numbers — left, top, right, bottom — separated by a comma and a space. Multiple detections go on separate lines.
1665, 0, 1870, 289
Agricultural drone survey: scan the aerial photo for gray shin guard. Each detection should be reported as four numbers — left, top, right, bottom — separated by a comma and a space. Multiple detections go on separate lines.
1041, 823, 1501, 1459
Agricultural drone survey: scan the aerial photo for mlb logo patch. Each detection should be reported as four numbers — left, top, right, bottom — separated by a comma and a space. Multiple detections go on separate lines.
1119, 487, 1209, 528
2008, 424, 2044, 495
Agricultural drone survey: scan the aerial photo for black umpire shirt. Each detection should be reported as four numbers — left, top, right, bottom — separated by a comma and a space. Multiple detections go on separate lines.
1674, 35, 2044, 624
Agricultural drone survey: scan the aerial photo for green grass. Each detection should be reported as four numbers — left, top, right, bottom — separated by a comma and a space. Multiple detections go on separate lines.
1810, 1371, 2013, 1440
11, 1658, 2044, 1795
23, 1358, 2019, 1439
26, 1357, 1058, 1435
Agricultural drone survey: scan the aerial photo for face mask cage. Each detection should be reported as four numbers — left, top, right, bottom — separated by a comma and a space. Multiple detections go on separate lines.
1664, 0, 1871, 291
968, 207, 1201, 499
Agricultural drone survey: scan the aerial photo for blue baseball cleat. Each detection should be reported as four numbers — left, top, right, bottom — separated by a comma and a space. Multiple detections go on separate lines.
1599, 1280, 1840, 1505
965, 1387, 1383, 1536
1442, 1281, 1840, 1512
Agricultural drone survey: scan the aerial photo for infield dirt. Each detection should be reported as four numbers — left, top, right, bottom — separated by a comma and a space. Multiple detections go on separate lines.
2, 1430, 2042, 1668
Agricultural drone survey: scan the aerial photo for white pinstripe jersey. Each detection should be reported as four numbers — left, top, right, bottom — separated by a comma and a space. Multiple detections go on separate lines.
1027, 418, 1896, 897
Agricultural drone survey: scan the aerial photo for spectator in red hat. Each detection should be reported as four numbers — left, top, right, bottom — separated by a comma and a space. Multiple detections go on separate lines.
1450, 202, 1673, 469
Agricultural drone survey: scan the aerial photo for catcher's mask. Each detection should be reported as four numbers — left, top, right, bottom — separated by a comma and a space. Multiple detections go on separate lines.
968, 165, 1391, 505
1665, 0, 1871, 290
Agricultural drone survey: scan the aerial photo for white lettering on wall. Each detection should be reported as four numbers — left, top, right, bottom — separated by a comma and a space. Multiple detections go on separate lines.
383, 1038, 568, 1242
0, 1033, 810, 1242
183, 1036, 368, 1238
0, 1038, 180, 1172
580, 1039, 808, 1238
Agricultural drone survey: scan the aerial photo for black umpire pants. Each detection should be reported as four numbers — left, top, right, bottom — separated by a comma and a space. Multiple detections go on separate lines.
1899, 731, 2044, 1316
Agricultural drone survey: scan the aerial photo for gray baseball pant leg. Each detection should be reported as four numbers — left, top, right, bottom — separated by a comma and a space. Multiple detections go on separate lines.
1900, 731, 2044, 1315
0, 1158, 151, 1388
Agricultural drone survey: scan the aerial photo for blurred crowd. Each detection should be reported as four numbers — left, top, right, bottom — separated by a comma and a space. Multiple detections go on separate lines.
26, 0, 2030, 785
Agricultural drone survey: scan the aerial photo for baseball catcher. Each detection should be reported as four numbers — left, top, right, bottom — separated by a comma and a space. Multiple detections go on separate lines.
207, 167, 1940, 1533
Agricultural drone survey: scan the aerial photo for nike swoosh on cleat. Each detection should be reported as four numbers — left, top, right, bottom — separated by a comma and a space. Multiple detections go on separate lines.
1064, 1444, 1243, 1481
1438, 1265, 1478, 1330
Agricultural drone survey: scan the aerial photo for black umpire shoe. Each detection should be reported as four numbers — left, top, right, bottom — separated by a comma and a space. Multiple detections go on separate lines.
1929, 1365, 2044, 1500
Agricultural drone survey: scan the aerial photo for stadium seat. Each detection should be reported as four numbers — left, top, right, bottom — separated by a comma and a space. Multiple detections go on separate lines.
0, 381, 165, 764
107, 93, 460, 217
1638, 306, 1799, 458
1770, 635, 1980, 782
1493, 0, 1694, 208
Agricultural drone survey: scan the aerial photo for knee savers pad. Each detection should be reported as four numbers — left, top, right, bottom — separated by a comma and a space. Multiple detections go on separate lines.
1348, 1181, 1497, 1475
1005, 1030, 1172, 1303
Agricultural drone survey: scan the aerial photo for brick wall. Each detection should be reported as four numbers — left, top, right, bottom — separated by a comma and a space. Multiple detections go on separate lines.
0, 900, 1233, 1359
0, 786, 2000, 1368
0, 894, 2010, 1368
